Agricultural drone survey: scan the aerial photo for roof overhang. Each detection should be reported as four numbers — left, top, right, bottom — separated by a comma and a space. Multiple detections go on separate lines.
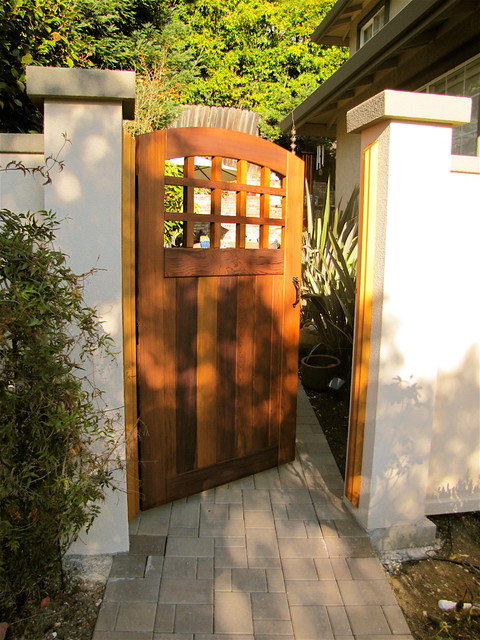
311, 0, 364, 47
280, 0, 480, 137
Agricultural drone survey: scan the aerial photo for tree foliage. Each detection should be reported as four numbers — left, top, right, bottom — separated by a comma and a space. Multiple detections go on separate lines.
0, 209, 118, 616
175, 0, 346, 139
73, 0, 172, 70
0, 0, 86, 132
1, 0, 346, 138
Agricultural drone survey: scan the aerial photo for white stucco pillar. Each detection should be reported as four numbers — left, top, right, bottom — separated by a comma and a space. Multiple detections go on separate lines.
26, 67, 135, 554
346, 90, 472, 550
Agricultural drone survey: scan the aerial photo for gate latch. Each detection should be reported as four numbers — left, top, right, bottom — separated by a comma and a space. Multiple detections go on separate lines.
292, 277, 301, 308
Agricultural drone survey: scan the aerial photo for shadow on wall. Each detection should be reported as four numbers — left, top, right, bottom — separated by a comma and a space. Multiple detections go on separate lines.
428, 344, 480, 513
361, 305, 479, 528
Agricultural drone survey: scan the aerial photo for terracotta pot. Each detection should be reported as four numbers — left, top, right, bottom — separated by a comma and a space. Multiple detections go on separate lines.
300, 344, 341, 390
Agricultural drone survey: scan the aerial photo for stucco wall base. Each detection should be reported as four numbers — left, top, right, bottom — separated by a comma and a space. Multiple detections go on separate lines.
368, 518, 437, 553
426, 497, 480, 517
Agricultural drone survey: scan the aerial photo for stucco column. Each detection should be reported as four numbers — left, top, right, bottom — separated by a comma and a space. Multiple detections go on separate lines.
26, 67, 135, 555
346, 90, 472, 550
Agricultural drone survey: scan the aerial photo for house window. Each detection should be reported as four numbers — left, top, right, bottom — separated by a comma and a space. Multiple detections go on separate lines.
421, 54, 480, 156
359, 4, 388, 48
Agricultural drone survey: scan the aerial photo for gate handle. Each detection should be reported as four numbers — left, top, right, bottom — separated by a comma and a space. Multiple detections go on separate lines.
292, 277, 301, 308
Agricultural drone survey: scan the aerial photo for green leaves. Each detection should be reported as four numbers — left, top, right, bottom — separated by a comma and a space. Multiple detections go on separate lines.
0, 0, 86, 132
1, 0, 346, 138
171, 0, 347, 139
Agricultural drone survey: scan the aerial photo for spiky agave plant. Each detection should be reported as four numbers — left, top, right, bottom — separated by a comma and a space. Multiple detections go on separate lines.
302, 180, 359, 366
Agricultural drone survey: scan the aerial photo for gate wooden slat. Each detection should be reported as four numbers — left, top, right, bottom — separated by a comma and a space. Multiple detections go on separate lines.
165, 176, 286, 197
183, 156, 195, 248
196, 276, 218, 467
259, 167, 271, 249
216, 275, 238, 463
253, 274, 274, 452
175, 277, 198, 474
164, 247, 284, 278
236, 159, 248, 248
167, 447, 279, 502
163, 277, 177, 486
210, 156, 223, 248
235, 275, 256, 456
269, 275, 284, 447
164, 127, 288, 175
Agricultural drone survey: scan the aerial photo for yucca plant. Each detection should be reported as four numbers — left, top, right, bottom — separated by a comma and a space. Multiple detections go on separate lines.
302, 180, 359, 367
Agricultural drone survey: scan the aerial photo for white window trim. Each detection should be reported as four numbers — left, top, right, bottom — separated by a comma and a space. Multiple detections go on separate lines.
359, 4, 387, 48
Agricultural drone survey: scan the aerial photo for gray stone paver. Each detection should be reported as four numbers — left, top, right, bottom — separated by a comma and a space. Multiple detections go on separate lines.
115, 602, 157, 632
92, 385, 414, 640
153, 603, 175, 632
345, 605, 392, 635
231, 567, 268, 592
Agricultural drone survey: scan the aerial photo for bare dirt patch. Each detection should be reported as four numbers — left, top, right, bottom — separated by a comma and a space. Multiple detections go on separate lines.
3, 557, 110, 640
389, 513, 480, 640
305, 383, 480, 640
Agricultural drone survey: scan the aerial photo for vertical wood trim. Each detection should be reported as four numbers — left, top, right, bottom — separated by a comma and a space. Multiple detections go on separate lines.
136, 130, 170, 509
210, 156, 223, 248
196, 276, 218, 466
345, 141, 378, 507
278, 152, 303, 463
183, 156, 195, 247
236, 159, 248, 248
259, 167, 271, 249
122, 131, 139, 520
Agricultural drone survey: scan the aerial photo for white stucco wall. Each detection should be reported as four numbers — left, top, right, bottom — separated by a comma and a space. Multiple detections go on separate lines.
0, 135, 45, 212
426, 163, 480, 514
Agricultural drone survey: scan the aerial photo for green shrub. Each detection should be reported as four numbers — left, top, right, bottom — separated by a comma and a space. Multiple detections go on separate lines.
0, 209, 118, 617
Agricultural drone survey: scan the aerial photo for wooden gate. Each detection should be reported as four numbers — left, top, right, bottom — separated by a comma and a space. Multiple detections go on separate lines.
136, 127, 303, 509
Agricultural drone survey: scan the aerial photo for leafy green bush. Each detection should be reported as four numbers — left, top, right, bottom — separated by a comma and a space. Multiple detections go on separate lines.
302, 182, 359, 365
0, 209, 118, 617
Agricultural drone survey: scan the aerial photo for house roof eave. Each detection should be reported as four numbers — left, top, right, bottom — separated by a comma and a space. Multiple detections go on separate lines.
311, 0, 363, 45
281, 0, 466, 136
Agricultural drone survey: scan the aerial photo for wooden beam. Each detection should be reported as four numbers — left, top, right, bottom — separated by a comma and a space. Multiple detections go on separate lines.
122, 130, 140, 520
345, 141, 378, 507
165, 175, 286, 197
165, 248, 285, 277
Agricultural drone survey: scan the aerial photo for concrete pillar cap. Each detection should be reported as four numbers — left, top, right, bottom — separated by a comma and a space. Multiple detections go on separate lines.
346, 89, 472, 134
26, 66, 135, 120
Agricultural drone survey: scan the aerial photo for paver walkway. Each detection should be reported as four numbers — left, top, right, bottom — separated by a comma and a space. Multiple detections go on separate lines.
93, 385, 414, 640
